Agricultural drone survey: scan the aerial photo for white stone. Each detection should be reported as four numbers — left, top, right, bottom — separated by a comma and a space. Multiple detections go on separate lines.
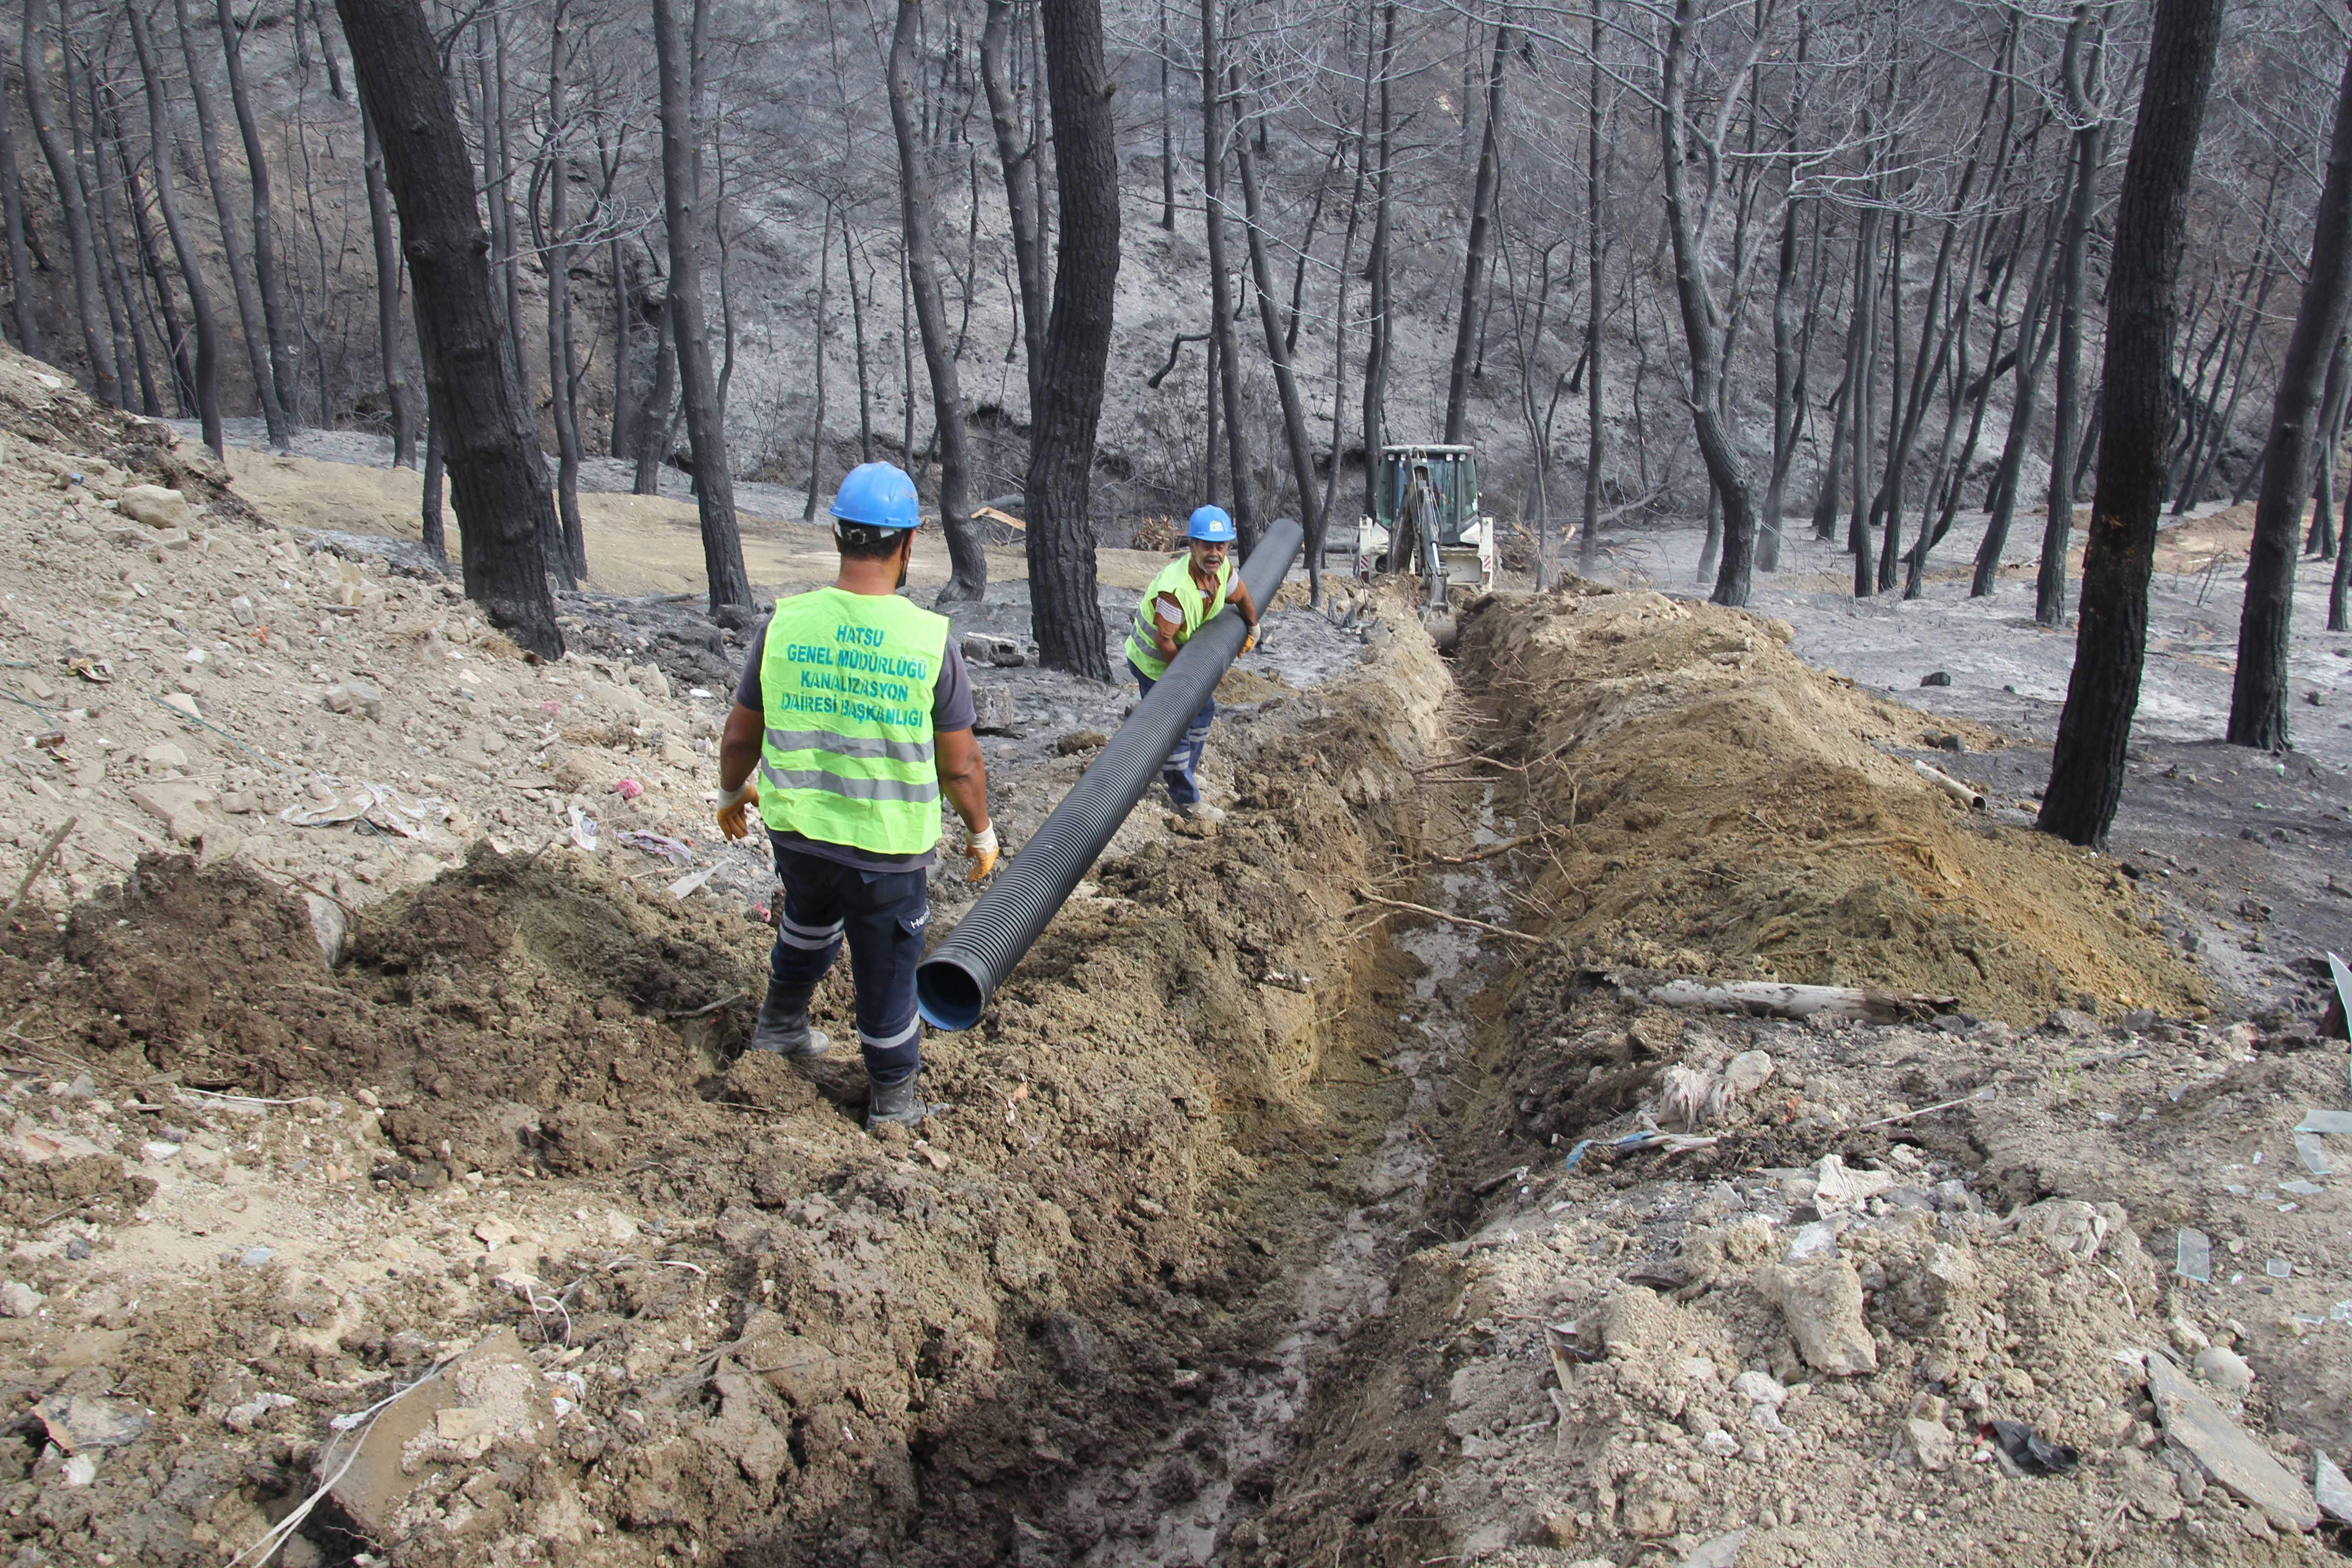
0, 1282, 42, 1317
118, 485, 191, 530
2192, 1346, 2254, 1397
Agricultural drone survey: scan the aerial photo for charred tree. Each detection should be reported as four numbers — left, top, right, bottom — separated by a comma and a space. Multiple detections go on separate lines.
334, 0, 563, 657
359, 104, 414, 467
1658, 0, 1760, 607
2227, 37, 2352, 750
1200, 0, 1255, 555
0, 54, 45, 360
2038, 8, 2107, 627
651, 0, 751, 611
1024, 0, 1118, 680
1361, 1, 1395, 526
1235, 100, 1323, 572
982, 0, 1047, 413
888, 0, 985, 604
216, 0, 299, 437
1443, 18, 1509, 446
172, 0, 280, 445
540, 4, 585, 585
128, 2, 220, 455
2039, 0, 2226, 847
20, 0, 113, 405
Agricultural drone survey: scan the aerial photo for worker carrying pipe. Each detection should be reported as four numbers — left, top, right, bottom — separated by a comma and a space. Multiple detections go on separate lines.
1124, 505, 1261, 823
714, 461, 998, 1130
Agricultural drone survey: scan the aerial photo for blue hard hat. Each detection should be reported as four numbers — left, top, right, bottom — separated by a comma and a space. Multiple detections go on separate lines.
831, 462, 921, 529
1186, 505, 1236, 543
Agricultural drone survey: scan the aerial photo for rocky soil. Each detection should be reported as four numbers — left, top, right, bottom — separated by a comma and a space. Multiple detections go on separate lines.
0, 350, 2347, 1568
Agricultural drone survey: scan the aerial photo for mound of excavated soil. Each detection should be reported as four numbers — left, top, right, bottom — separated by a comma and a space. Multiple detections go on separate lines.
4, 846, 766, 1166
1455, 588, 2204, 1020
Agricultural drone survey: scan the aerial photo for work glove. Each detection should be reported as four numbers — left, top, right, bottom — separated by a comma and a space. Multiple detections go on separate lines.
716, 781, 758, 841
963, 823, 1000, 883
1240, 624, 1258, 656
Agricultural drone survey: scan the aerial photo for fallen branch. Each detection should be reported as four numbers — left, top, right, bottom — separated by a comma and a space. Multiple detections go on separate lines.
1355, 891, 1544, 945
5, 816, 77, 914
1436, 833, 1548, 864
1578, 967, 1957, 1023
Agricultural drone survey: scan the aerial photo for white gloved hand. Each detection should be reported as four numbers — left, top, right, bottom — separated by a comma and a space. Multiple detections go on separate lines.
716, 781, 758, 840
963, 823, 1000, 882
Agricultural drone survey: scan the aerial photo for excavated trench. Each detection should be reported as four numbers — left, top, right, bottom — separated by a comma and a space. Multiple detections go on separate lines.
0, 583, 2213, 1568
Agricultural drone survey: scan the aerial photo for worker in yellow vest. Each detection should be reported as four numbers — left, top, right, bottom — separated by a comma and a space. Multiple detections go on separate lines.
714, 462, 998, 1130
1124, 505, 1260, 823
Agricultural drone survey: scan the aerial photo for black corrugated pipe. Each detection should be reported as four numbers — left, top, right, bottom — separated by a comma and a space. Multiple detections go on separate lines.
917, 516, 1303, 1031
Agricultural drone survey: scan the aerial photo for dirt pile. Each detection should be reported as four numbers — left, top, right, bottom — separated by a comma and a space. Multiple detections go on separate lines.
1239, 987, 2352, 1568
1455, 588, 2203, 1020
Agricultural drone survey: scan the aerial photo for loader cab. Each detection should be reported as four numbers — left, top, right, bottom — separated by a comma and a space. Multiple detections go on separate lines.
1354, 443, 1495, 606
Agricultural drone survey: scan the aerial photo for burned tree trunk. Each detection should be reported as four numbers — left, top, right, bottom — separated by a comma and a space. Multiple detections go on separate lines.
128, 2, 220, 454
359, 105, 414, 468
215, 0, 299, 436
1200, 2, 1255, 555
1236, 105, 1324, 564
173, 0, 279, 444
20, 0, 113, 405
2038, 14, 2107, 627
1443, 18, 1509, 446
0, 69, 42, 360
2039, 0, 2226, 846
888, 0, 985, 604
1024, 0, 1118, 680
1658, 0, 1760, 608
1361, 1, 1395, 527
335, 0, 562, 657
983, 0, 1047, 414
2227, 37, 2352, 750
651, 0, 750, 611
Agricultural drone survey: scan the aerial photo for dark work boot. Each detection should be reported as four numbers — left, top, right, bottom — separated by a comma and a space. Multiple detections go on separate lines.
749, 990, 830, 1058
863, 1073, 929, 1131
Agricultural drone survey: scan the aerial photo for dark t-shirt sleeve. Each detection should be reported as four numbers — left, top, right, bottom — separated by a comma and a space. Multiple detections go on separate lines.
736, 612, 974, 731
734, 619, 769, 710
933, 639, 975, 731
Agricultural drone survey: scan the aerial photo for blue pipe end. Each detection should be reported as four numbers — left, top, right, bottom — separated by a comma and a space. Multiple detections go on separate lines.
916, 954, 988, 1032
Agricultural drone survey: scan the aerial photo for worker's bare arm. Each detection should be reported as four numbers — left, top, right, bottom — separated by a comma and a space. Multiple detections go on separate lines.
719, 703, 764, 793
935, 726, 990, 832
1228, 577, 1259, 629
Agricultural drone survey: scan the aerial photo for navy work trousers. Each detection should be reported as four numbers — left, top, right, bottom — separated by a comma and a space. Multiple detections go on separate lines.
763, 838, 928, 1087
1128, 659, 1215, 808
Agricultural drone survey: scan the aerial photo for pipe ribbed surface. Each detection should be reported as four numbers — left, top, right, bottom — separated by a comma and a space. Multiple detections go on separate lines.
917, 518, 1303, 1030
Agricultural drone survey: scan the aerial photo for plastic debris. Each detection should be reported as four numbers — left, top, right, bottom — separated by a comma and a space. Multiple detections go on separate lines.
279, 783, 447, 840
1562, 1128, 1719, 1170
568, 804, 599, 852
667, 866, 716, 900
2280, 1180, 2324, 1196
2322, 951, 2349, 1041
240, 1246, 274, 1268
617, 830, 693, 866
2296, 1132, 2335, 1176
1980, 1419, 2079, 1476
611, 777, 644, 801
2175, 1228, 2212, 1284
2298, 1109, 2352, 1135
2267, 1258, 2294, 1279
38, 1394, 150, 1453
